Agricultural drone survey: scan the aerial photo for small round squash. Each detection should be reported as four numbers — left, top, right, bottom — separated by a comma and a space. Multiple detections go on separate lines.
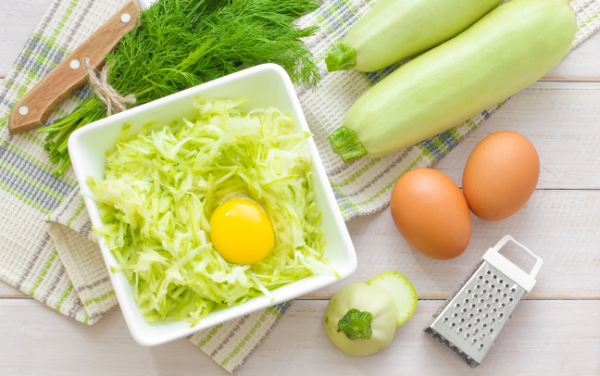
390, 168, 471, 260
462, 131, 539, 221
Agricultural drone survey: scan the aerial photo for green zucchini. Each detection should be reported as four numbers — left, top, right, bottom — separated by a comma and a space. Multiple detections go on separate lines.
325, 0, 503, 72
329, 0, 577, 163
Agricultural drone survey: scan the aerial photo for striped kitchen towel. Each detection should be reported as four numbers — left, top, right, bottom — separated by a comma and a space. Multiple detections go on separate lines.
0, 0, 598, 374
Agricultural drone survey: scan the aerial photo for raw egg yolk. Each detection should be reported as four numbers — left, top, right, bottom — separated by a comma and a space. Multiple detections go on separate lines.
209, 198, 275, 264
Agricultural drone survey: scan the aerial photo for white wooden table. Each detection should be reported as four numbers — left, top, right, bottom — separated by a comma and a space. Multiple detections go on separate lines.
2, 2, 600, 375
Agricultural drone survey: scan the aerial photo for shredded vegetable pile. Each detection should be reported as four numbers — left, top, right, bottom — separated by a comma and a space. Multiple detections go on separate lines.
88, 97, 332, 325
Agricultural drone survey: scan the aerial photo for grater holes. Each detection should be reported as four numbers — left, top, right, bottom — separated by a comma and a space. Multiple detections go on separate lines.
464, 298, 470, 304
467, 323, 472, 328
453, 313, 458, 318
485, 304, 491, 309
443, 317, 449, 323
479, 343, 485, 351
510, 287, 516, 293
484, 313, 489, 318
502, 293, 508, 298
461, 308, 467, 314
472, 338, 477, 345
484, 280, 489, 284
496, 289, 501, 294
508, 298, 514, 303
468, 313, 474, 320
486, 270, 491, 275
489, 328, 494, 334
494, 298, 499, 303
464, 333, 470, 339
450, 322, 456, 328
473, 328, 479, 334
477, 308, 483, 315
490, 318, 496, 324
471, 303, 476, 309
482, 323, 487, 328
473, 293, 478, 299
478, 276, 483, 281
455, 303, 460, 308
490, 284, 495, 289
498, 313, 504, 319
499, 279, 504, 284
459, 318, 465, 324
493, 274, 497, 279
475, 318, 481, 324
476, 284, 481, 289
492, 308, 497, 313
458, 327, 463, 333
480, 333, 486, 340
487, 294, 493, 299
505, 284, 510, 288
467, 289, 472, 294
480, 298, 485, 304
500, 303, 506, 309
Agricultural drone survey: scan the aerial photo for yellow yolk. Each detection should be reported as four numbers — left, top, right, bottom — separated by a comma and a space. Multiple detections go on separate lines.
209, 198, 275, 264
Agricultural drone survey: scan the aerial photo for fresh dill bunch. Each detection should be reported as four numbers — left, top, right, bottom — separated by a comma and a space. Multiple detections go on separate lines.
40, 0, 320, 176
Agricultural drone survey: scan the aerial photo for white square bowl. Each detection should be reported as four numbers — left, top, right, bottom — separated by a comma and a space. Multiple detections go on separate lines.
68, 64, 357, 346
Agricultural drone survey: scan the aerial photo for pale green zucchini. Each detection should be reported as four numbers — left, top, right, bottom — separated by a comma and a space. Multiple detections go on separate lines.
329, 0, 577, 163
325, 0, 503, 72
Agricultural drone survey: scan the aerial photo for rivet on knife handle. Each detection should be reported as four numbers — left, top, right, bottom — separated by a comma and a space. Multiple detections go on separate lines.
8, 0, 141, 135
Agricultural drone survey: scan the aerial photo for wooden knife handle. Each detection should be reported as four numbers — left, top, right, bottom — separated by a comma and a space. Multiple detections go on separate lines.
8, 0, 141, 135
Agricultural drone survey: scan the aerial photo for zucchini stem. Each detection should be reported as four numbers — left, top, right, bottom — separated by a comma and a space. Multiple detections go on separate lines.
325, 42, 357, 72
328, 126, 368, 163
337, 308, 373, 340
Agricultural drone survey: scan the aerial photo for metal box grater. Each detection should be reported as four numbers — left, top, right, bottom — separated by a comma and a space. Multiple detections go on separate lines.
424, 235, 543, 368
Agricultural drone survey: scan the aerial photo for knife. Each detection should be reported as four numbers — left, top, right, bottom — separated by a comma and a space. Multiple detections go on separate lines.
8, 0, 159, 135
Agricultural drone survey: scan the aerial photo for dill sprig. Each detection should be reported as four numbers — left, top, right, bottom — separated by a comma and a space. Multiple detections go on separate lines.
40, 0, 320, 176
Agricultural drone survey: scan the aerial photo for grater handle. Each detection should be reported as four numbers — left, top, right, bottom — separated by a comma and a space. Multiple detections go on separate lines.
490, 235, 543, 278
484, 235, 543, 292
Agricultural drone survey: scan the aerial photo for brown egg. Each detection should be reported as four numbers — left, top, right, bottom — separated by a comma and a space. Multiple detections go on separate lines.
390, 168, 471, 260
462, 131, 540, 221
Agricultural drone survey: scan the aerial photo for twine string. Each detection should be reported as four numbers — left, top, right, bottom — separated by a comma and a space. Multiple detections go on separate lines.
83, 58, 136, 116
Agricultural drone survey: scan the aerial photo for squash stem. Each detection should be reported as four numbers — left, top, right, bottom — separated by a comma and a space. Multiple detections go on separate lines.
328, 126, 368, 163
337, 308, 373, 340
325, 42, 357, 72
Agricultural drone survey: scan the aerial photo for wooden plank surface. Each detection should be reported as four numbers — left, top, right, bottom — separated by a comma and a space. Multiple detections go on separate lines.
2, 191, 598, 300
0, 3, 599, 79
4, 190, 599, 299
1, 299, 598, 376
246, 300, 600, 376
0, 0, 54, 78
2, 80, 598, 190
0, 281, 28, 298
307, 190, 600, 299
435, 82, 600, 189
546, 33, 600, 81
